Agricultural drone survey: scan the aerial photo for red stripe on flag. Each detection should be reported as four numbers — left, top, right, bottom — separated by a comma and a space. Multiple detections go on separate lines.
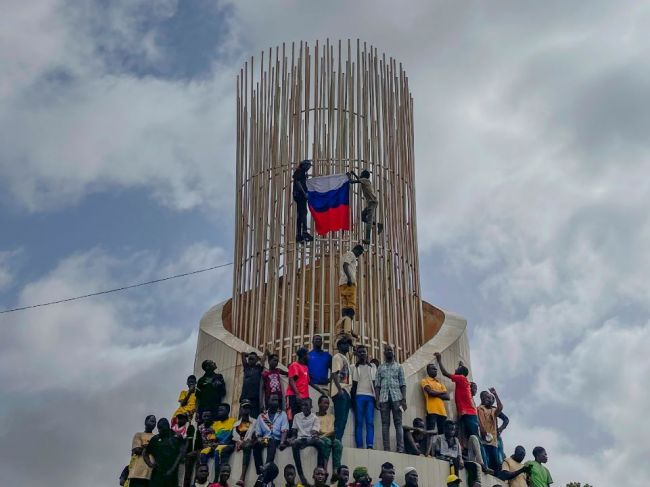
309, 204, 350, 236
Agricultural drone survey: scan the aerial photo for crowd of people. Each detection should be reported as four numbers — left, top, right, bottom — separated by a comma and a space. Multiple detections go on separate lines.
119, 338, 552, 487
119, 165, 553, 486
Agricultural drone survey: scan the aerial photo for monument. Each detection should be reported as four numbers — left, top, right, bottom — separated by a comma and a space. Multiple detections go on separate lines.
192, 40, 503, 486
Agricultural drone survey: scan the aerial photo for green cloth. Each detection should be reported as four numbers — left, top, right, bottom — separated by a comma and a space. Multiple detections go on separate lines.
353, 466, 368, 480
525, 460, 553, 487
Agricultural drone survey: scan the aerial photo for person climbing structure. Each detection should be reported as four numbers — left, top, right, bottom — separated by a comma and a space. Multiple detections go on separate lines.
347, 170, 383, 244
336, 244, 364, 342
293, 160, 314, 243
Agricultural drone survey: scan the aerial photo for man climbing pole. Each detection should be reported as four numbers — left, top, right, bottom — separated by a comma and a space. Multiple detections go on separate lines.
293, 159, 314, 243
336, 244, 364, 342
347, 170, 382, 244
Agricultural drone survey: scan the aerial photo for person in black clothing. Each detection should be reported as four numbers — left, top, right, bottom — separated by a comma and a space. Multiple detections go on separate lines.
240, 351, 264, 418
182, 415, 200, 487
293, 159, 313, 243
196, 359, 226, 418
144, 418, 185, 487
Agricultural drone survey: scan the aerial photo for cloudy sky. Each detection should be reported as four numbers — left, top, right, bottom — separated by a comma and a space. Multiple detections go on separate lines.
2, 1, 649, 485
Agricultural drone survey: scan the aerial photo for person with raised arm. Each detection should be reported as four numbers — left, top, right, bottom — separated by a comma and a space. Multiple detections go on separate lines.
477, 388, 503, 472
347, 170, 382, 244
434, 352, 479, 441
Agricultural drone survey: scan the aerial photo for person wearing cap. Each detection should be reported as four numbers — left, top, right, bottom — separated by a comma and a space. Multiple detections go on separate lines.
347, 169, 382, 244
402, 467, 418, 487
477, 388, 503, 473
232, 400, 261, 486
373, 462, 398, 487
254, 462, 280, 487
293, 159, 314, 243
286, 347, 310, 423
446, 474, 461, 486
350, 467, 372, 487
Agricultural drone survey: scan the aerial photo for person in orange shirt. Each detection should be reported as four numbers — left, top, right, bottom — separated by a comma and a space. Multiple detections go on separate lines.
419, 363, 450, 434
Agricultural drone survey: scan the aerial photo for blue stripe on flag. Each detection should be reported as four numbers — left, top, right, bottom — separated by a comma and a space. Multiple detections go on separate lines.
307, 181, 350, 212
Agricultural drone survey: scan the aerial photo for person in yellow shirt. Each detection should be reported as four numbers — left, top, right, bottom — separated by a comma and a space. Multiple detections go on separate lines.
173, 375, 197, 424
420, 363, 450, 434
316, 395, 343, 475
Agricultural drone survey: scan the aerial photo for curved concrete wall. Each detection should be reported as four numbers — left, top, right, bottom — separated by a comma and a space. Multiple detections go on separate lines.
194, 300, 503, 486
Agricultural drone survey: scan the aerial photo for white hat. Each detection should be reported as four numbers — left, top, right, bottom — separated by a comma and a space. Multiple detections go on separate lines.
404, 467, 417, 475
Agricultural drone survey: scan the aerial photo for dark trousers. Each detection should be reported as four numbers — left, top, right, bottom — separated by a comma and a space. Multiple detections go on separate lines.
288, 395, 302, 425
332, 390, 351, 441
379, 399, 404, 452
291, 437, 319, 480
150, 468, 179, 487
459, 414, 480, 438
295, 198, 308, 236
483, 444, 501, 472
241, 442, 265, 476
426, 413, 447, 434
128, 480, 149, 487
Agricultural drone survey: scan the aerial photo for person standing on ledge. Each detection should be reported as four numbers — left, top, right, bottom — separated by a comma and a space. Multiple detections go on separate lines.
477, 388, 503, 473
196, 360, 226, 419
128, 415, 157, 487
375, 345, 407, 453
420, 362, 450, 435
525, 447, 553, 487
347, 170, 382, 244
434, 353, 479, 442
337, 245, 364, 341
308, 334, 332, 396
143, 418, 185, 487
293, 159, 313, 243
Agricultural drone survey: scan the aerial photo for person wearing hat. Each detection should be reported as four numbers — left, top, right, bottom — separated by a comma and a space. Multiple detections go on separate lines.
233, 400, 261, 486
402, 467, 418, 487
350, 467, 372, 487
347, 169, 382, 244
293, 159, 314, 243
446, 473, 461, 486
373, 462, 398, 487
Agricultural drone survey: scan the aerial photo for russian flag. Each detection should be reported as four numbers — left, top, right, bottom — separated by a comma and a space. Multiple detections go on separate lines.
306, 173, 350, 236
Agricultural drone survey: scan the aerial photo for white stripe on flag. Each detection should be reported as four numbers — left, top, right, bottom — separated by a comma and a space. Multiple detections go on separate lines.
305, 173, 348, 193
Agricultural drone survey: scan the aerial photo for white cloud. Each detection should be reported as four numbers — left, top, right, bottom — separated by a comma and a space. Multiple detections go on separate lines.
0, 249, 22, 291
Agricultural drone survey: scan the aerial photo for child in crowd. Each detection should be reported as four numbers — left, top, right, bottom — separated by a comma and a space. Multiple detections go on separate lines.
283, 464, 304, 487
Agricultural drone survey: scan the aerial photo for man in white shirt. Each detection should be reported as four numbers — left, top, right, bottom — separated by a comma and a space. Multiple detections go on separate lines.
351, 344, 376, 449
289, 398, 321, 485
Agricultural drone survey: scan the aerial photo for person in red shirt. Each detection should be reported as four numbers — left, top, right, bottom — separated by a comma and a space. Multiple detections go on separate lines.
286, 347, 310, 423
262, 352, 287, 409
434, 352, 479, 441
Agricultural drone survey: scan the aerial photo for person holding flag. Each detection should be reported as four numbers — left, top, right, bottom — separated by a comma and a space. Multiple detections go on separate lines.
293, 159, 314, 243
347, 170, 382, 244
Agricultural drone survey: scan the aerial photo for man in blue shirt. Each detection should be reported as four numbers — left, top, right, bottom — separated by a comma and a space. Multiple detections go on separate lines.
308, 334, 331, 394
373, 462, 398, 487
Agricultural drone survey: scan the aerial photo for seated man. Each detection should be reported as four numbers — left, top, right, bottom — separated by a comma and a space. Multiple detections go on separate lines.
403, 418, 435, 456
315, 395, 343, 474
290, 398, 321, 485
251, 394, 290, 464
403, 467, 418, 487
173, 375, 197, 425
433, 420, 463, 473
198, 405, 235, 480
233, 400, 262, 487
350, 467, 372, 487
374, 463, 398, 487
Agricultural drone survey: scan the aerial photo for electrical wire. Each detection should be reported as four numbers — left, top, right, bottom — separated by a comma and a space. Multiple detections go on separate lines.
0, 262, 233, 314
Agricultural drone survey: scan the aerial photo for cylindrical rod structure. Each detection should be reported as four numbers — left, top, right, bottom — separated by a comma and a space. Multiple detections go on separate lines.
232, 39, 423, 363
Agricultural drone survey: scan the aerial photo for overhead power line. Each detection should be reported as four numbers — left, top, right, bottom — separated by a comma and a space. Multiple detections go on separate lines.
0, 262, 233, 314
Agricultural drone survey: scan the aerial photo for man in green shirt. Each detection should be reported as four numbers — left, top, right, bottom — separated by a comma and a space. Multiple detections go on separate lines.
525, 446, 553, 487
